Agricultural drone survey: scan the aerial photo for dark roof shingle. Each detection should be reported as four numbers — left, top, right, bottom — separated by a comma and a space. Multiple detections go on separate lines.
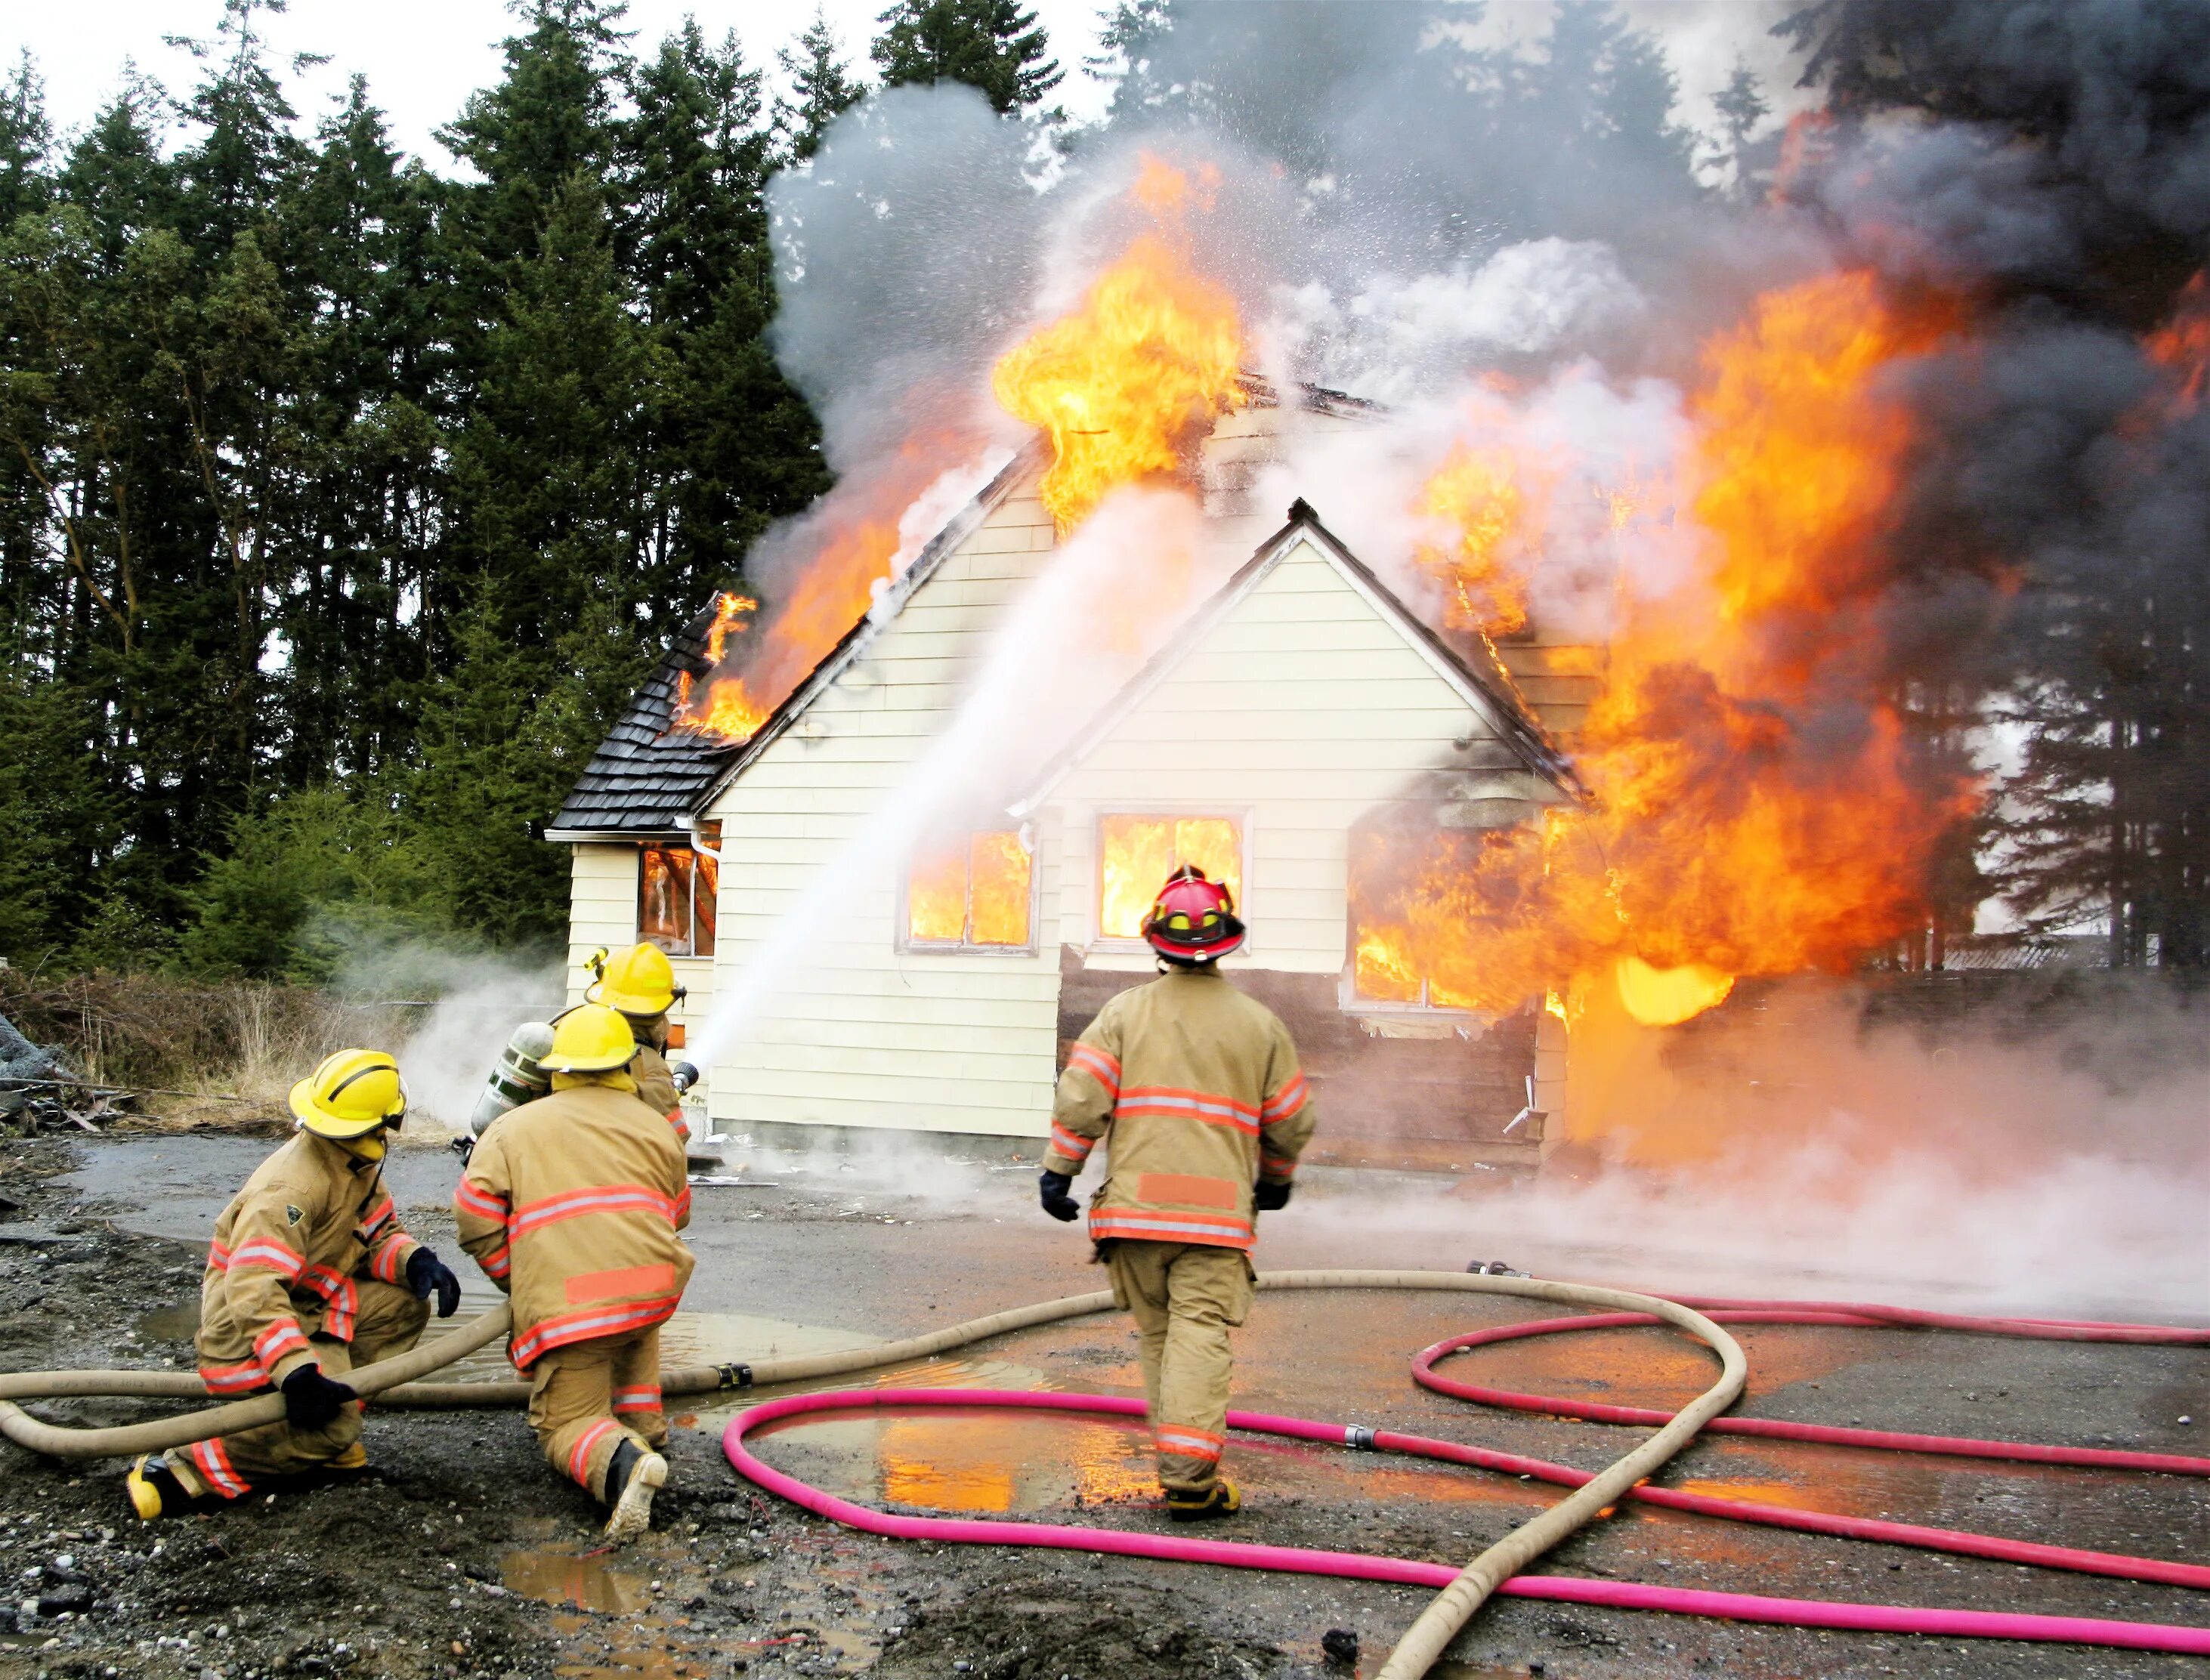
548, 603, 739, 836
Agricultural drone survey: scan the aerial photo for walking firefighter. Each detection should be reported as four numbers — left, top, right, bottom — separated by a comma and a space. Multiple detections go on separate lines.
125, 1050, 464, 1518
453, 1004, 694, 1541
1035, 865, 1317, 1521
582, 942, 696, 1128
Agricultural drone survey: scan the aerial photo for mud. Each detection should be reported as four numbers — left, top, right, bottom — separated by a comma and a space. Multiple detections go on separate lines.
0, 1133, 2200, 1680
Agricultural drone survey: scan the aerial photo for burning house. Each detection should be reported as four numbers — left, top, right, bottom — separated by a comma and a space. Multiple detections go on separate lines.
548, 381, 1605, 1172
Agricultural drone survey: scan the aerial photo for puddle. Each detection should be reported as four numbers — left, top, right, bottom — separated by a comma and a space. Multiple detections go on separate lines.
754, 1406, 1158, 1513
502, 1547, 654, 1616
138, 1302, 201, 1342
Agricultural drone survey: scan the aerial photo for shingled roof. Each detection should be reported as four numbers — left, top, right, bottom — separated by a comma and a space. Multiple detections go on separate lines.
545, 601, 737, 839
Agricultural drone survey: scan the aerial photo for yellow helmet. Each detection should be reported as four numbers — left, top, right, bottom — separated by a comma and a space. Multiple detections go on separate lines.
538, 1004, 638, 1073
290, 1048, 407, 1141
583, 943, 684, 1018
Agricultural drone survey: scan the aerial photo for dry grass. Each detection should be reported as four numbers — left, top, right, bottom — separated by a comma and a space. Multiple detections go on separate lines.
0, 968, 423, 1126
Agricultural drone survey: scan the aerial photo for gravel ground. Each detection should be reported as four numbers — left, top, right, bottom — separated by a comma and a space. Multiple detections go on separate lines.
0, 1131, 2199, 1680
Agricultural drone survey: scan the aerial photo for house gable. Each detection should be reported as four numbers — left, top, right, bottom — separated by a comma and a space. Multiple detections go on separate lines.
1040, 510, 1571, 974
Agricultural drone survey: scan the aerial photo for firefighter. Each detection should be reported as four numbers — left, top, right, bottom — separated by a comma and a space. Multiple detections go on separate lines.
453, 1004, 693, 1541
125, 1049, 464, 1518
1036, 866, 1316, 1521
583, 943, 692, 1129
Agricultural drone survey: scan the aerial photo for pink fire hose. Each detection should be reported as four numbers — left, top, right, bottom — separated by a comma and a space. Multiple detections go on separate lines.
721, 1280, 2210, 1672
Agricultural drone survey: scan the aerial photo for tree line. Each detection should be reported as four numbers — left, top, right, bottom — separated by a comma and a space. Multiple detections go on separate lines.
0, 0, 1067, 979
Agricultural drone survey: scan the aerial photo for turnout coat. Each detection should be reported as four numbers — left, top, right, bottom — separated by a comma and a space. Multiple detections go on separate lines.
1040, 967, 1318, 1249
196, 1131, 423, 1394
453, 1078, 694, 1370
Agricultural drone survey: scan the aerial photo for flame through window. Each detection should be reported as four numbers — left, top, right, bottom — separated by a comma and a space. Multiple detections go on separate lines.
640, 842, 718, 958
906, 830, 1033, 950
1098, 816, 1242, 940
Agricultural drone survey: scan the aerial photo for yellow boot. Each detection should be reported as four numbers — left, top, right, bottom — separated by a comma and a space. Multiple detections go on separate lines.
1165, 1477, 1241, 1523
125, 1454, 204, 1521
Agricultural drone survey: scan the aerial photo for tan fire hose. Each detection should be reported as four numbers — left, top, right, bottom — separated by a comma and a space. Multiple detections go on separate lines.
0, 1272, 1743, 1680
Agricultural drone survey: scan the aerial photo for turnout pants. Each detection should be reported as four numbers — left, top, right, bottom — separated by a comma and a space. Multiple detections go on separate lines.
174, 1280, 430, 1499
1104, 1239, 1254, 1494
525, 1324, 666, 1505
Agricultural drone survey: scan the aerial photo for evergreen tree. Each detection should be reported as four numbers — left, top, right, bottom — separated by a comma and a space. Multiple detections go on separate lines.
871, 0, 1062, 114
0, 51, 52, 227
775, 7, 866, 162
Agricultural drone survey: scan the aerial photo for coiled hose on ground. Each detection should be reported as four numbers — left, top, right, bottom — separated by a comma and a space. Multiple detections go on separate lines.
1, 1271, 2204, 1677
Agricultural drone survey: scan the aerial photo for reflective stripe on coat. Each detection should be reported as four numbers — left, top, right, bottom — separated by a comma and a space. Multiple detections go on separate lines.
453, 1080, 694, 1370
1042, 968, 1318, 1252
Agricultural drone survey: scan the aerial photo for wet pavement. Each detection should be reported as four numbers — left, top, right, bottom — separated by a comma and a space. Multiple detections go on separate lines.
26, 1131, 2210, 1679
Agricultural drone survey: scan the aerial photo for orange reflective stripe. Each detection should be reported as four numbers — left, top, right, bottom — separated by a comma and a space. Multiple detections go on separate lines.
510, 1296, 683, 1369
613, 1386, 663, 1413
1135, 1172, 1241, 1210
1155, 1425, 1225, 1461
191, 1436, 249, 1499
510, 1184, 679, 1236
1089, 1209, 1254, 1248
1114, 1087, 1260, 1134
561, 1262, 680, 1306
1065, 1043, 1120, 1098
1048, 1123, 1096, 1161
1262, 1072, 1309, 1123
567, 1418, 619, 1485
229, 1237, 306, 1279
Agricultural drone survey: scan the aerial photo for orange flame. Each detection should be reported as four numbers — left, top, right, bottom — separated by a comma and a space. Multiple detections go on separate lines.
992, 161, 1245, 533
1099, 815, 1241, 940
1352, 271, 1975, 1024
1413, 443, 1539, 635
2143, 270, 2210, 416
672, 592, 771, 740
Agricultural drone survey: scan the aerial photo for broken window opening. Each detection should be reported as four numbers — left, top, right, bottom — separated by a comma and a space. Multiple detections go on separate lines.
1097, 814, 1244, 942
640, 837, 718, 958
904, 829, 1034, 953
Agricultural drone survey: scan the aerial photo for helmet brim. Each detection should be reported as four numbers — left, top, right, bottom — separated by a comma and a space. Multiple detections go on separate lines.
583, 979, 676, 1016
1146, 924, 1247, 962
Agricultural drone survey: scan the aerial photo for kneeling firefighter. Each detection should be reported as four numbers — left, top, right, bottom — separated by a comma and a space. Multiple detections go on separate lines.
126, 1050, 463, 1518
1035, 866, 1317, 1520
453, 1005, 694, 1541
583, 943, 695, 1130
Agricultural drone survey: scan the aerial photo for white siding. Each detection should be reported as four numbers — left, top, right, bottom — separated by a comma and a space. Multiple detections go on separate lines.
1046, 533, 1510, 975
701, 489, 1067, 1138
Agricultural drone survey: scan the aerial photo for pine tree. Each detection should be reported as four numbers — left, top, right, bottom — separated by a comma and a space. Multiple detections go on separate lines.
1709, 55, 1774, 199
871, 0, 1062, 114
775, 7, 866, 162
0, 50, 52, 227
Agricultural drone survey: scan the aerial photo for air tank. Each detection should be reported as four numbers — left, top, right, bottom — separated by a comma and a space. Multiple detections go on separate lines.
468, 1021, 557, 1138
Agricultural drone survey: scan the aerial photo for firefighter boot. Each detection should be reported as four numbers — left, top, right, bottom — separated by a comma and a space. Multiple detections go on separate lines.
125, 1453, 208, 1521
1166, 1476, 1241, 1523
602, 1439, 667, 1543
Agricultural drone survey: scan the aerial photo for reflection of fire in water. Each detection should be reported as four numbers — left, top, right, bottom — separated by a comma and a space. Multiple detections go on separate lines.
1099, 815, 1242, 940
1355, 272, 1974, 1027
992, 160, 1245, 534
874, 1413, 1154, 1514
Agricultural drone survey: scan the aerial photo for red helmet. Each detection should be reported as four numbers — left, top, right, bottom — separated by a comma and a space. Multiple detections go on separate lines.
1142, 866, 1246, 962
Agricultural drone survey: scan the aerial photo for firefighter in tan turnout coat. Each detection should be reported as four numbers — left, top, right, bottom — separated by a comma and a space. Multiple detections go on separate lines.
125, 1049, 464, 1518
454, 1004, 694, 1541
1037, 866, 1316, 1520
583, 942, 694, 1127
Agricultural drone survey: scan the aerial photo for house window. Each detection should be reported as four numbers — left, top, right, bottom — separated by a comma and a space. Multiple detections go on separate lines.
1097, 815, 1244, 940
640, 842, 718, 957
1349, 825, 1485, 1009
904, 829, 1034, 951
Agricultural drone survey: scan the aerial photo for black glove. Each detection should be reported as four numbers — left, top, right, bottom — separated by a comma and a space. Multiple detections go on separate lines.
280, 1363, 358, 1430
1038, 1170, 1081, 1222
406, 1246, 463, 1318
1253, 1179, 1292, 1212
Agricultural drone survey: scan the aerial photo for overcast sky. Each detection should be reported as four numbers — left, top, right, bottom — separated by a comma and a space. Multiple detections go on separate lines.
8, 2, 1805, 170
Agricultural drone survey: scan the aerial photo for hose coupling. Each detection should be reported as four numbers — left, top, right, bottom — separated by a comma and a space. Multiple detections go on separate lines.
717, 1362, 755, 1391
1344, 1425, 1377, 1450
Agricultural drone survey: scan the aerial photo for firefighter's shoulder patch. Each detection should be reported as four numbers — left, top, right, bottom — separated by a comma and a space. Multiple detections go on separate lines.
285, 1203, 305, 1228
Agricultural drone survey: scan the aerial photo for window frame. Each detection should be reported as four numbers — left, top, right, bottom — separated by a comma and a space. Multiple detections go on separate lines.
1087, 805, 1255, 956
895, 823, 1042, 958
1340, 811, 1483, 1017
637, 835, 719, 959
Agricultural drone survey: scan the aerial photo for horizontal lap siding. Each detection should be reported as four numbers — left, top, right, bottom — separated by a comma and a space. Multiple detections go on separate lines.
704, 526, 1060, 1139
1047, 537, 1495, 973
